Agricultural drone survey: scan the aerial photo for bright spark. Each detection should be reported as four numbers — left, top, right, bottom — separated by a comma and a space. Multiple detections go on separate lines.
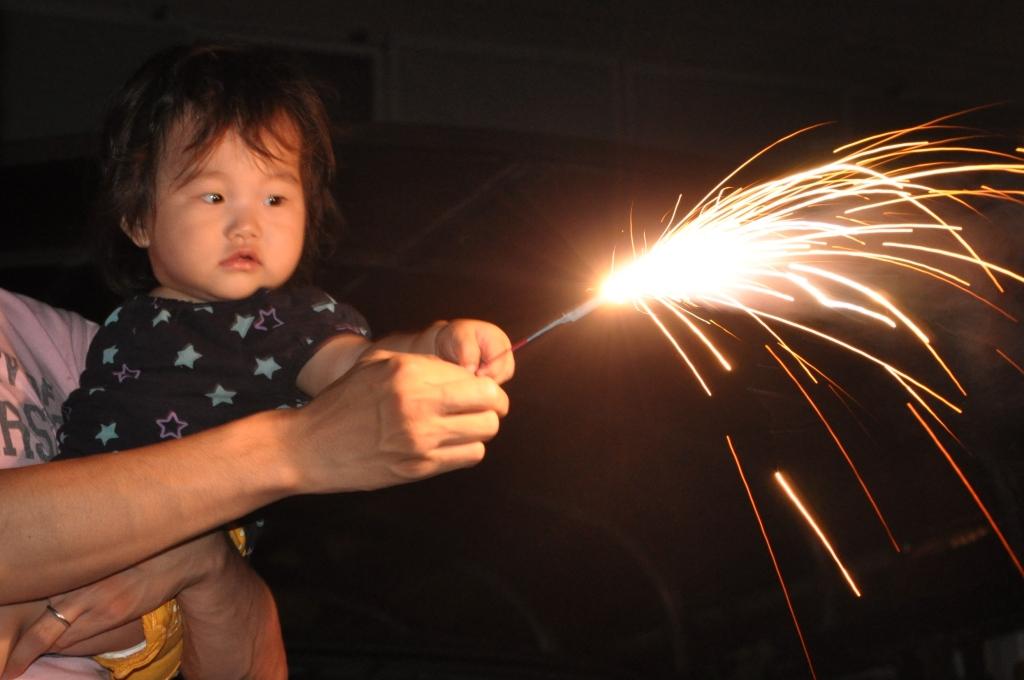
766, 344, 900, 552
595, 115, 1024, 598
600, 117, 1024, 410
774, 470, 862, 597
726, 436, 818, 679
589, 118, 1024, 677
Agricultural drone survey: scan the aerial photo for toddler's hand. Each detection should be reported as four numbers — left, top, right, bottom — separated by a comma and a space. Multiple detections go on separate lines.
434, 319, 514, 384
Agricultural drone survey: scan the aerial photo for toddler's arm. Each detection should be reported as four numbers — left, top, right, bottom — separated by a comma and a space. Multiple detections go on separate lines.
297, 319, 515, 396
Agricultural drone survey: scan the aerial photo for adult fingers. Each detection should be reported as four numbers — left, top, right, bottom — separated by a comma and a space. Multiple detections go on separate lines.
53, 621, 143, 657
50, 606, 116, 651
475, 350, 514, 383
434, 411, 502, 447
379, 383, 503, 456
47, 593, 95, 650
438, 377, 509, 418
449, 324, 484, 374
390, 442, 488, 481
2, 606, 68, 679
45, 585, 134, 650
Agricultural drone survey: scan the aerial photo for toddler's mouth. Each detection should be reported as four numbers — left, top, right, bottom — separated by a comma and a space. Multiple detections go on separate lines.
220, 249, 261, 268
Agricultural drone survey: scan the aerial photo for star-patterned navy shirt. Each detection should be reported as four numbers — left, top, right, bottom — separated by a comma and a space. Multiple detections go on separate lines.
58, 286, 369, 458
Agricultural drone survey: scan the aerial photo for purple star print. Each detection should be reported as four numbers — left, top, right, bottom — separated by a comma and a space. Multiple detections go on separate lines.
113, 364, 141, 383
156, 411, 189, 439
254, 307, 284, 331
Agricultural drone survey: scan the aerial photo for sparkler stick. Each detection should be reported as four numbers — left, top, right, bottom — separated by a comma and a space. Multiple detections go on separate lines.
508, 297, 601, 353
480, 298, 599, 371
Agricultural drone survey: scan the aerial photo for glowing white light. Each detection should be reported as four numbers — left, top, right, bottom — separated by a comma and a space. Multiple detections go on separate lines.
601, 227, 754, 304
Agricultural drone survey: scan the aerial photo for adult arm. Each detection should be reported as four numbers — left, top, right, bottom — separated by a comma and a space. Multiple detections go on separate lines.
0, 350, 509, 602
176, 536, 287, 679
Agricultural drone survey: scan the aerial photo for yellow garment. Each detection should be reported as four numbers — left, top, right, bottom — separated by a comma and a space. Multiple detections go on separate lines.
92, 527, 248, 680
94, 600, 183, 680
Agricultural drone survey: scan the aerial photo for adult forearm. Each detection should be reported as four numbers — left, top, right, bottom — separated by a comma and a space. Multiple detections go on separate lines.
0, 352, 508, 603
0, 410, 297, 602
177, 544, 287, 679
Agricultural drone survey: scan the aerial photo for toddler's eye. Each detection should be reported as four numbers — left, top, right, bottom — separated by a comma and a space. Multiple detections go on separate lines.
201, 193, 224, 204
264, 195, 286, 206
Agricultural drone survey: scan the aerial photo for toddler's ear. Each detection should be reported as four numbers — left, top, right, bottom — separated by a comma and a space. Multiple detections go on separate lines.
121, 217, 151, 248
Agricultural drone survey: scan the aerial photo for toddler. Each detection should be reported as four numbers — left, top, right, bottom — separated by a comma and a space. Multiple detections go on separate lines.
1, 42, 512, 679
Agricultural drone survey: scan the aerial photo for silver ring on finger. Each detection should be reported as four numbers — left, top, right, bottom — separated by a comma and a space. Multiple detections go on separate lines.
45, 602, 72, 628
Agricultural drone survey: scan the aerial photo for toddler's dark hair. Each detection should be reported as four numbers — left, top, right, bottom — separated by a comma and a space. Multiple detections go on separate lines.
95, 42, 338, 296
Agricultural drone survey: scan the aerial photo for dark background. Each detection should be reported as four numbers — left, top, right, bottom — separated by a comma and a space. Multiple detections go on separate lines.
2, 2, 1024, 678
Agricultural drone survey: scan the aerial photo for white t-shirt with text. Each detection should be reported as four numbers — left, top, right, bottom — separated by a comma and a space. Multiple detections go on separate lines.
0, 288, 106, 678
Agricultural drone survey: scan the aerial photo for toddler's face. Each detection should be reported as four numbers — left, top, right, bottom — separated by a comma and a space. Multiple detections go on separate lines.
131, 121, 306, 302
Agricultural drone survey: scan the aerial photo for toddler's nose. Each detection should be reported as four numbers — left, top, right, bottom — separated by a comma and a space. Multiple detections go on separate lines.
226, 207, 261, 242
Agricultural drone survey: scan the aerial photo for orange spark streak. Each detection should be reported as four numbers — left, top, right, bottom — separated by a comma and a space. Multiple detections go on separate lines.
663, 303, 733, 370
787, 349, 855, 403
996, 348, 1024, 377
887, 370, 962, 445
601, 119, 1024, 413
881, 243, 1024, 285
750, 309, 963, 414
638, 299, 712, 395
726, 436, 818, 679
594, 118, 1024, 621
778, 342, 820, 384
774, 471, 862, 597
850, 256, 1018, 322
905, 403, 1024, 579
765, 345, 901, 552
709, 319, 742, 341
